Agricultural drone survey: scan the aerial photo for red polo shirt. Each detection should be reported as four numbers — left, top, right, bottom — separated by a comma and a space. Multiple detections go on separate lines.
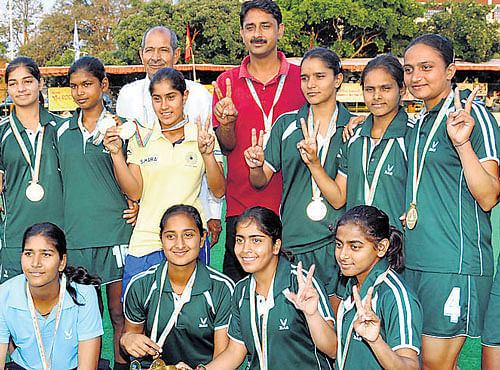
212, 52, 305, 217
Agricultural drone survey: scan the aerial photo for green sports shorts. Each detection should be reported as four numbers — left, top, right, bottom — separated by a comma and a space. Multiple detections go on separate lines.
482, 256, 500, 346
404, 268, 492, 338
67, 245, 127, 285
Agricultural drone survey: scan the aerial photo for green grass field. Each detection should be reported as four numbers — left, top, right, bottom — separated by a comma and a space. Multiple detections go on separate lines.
101, 205, 500, 369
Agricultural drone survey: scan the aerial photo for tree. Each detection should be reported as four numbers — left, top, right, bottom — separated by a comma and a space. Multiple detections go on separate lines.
277, 0, 424, 58
19, 0, 135, 66
14, 0, 44, 46
113, 0, 245, 65
422, 0, 499, 63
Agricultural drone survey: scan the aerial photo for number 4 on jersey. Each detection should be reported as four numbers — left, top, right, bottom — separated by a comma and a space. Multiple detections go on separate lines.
444, 287, 461, 323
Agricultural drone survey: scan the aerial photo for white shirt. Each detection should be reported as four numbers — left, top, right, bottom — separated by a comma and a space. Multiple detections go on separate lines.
116, 76, 223, 220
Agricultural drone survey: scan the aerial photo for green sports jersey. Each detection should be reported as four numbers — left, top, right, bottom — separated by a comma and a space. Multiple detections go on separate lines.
0, 107, 64, 250
264, 103, 352, 253
405, 90, 500, 275
338, 108, 408, 230
56, 109, 132, 249
336, 260, 422, 370
228, 257, 335, 370
124, 259, 234, 368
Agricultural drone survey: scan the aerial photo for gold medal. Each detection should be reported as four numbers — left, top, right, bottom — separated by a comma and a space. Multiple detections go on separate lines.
406, 204, 418, 230
149, 352, 168, 370
306, 198, 328, 221
26, 181, 45, 202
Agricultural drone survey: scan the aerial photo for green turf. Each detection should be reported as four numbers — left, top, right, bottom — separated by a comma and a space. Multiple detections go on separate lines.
102, 204, 500, 369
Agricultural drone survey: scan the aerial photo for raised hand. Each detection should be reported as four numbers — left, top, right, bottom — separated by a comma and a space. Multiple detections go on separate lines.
244, 128, 265, 168
213, 78, 238, 126
342, 115, 366, 142
447, 86, 479, 148
286, 262, 320, 317
353, 285, 381, 343
103, 126, 123, 155
197, 115, 215, 156
296, 118, 320, 166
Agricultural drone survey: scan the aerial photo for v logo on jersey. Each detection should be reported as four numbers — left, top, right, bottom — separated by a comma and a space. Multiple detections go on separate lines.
64, 329, 73, 340
384, 164, 394, 176
279, 318, 289, 330
429, 141, 439, 152
198, 317, 208, 328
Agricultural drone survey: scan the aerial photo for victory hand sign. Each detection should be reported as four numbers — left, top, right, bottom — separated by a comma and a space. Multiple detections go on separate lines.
353, 285, 381, 343
447, 86, 479, 148
197, 115, 215, 156
244, 128, 265, 168
213, 78, 238, 126
297, 118, 320, 166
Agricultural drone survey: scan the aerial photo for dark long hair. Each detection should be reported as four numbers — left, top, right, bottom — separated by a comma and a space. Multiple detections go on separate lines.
406, 34, 454, 67
22, 223, 102, 305
160, 204, 204, 236
6, 56, 44, 106
236, 206, 295, 262
335, 205, 405, 272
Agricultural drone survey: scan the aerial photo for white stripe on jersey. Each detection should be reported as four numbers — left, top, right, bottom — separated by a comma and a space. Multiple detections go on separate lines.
396, 137, 407, 162
203, 291, 215, 315
458, 170, 465, 274
388, 271, 414, 348
472, 102, 498, 159
144, 280, 157, 307
1, 128, 12, 144
282, 120, 298, 142
382, 275, 407, 346
474, 202, 483, 275
122, 263, 161, 317
206, 265, 235, 294
238, 285, 247, 308
56, 119, 70, 140
347, 127, 362, 149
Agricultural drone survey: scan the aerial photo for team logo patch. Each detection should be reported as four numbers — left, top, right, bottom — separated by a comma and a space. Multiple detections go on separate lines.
429, 141, 439, 152
279, 318, 289, 330
199, 317, 208, 328
65, 329, 73, 340
185, 152, 198, 167
384, 164, 394, 176
140, 156, 158, 165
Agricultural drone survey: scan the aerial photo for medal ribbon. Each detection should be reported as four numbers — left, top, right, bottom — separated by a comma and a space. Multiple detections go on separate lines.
161, 117, 189, 132
245, 74, 286, 147
362, 137, 395, 206
9, 115, 46, 186
307, 105, 338, 200
26, 274, 66, 370
134, 121, 154, 147
411, 91, 454, 207
249, 274, 275, 370
77, 108, 107, 146
336, 267, 390, 370
150, 263, 197, 349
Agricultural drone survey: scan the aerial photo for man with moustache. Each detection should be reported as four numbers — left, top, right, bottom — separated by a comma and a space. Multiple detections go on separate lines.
116, 26, 223, 274
212, 0, 305, 282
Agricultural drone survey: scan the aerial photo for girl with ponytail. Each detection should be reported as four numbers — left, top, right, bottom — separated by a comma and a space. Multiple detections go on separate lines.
0, 222, 103, 370
334, 205, 422, 369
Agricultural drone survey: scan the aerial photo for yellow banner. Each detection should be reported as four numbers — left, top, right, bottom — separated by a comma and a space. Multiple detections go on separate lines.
48, 87, 78, 111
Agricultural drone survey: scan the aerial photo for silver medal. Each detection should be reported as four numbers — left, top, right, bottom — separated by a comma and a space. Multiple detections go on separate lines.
306, 198, 327, 221
26, 182, 44, 202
